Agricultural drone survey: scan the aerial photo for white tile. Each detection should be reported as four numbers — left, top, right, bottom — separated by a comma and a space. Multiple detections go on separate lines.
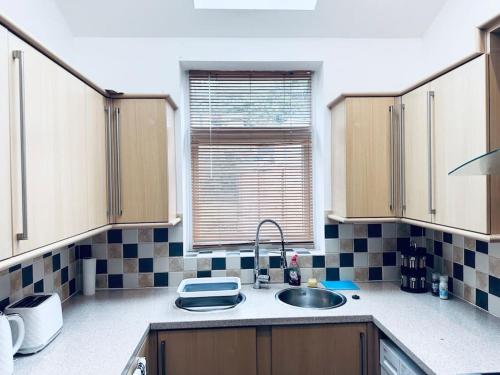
339, 267, 354, 280
452, 234, 464, 248
154, 257, 169, 272
324, 239, 339, 254
226, 256, 241, 270
211, 270, 227, 278
354, 253, 368, 267
476, 252, 489, 273
443, 243, 453, 261
240, 269, 254, 284
183, 257, 197, 271
382, 223, 396, 238
367, 238, 382, 252
123, 274, 138, 289
489, 242, 500, 259
44, 273, 54, 292
488, 294, 500, 318
397, 223, 410, 237
463, 265, 475, 287
301, 268, 313, 282
452, 279, 464, 299
383, 266, 400, 281
425, 229, 434, 240
339, 224, 353, 239
169, 224, 183, 242
122, 229, 138, 244
138, 243, 154, 258
107, 259, 123, 274
60, 249, 69, 268
33, 259, 44, 282
168, 272, 184, 287
0, 272, 10, 300
92, 244, 108, 259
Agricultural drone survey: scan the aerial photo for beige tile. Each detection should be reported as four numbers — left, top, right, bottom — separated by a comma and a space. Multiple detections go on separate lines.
490, 256, 500, 278
92, 232, 107, 244
10, 271, 21, 294
53, 271, 61, 288
464, 284, 475, 304
340, 239, 353, 253
299, 255, 312, 267
354, 268, 369, 282
476, 271, 489, 291
154, 243, 168, 257
169, 257, 184, 272
382, 238, 397, 252
0, 269, 8, 277
61, 283, 70, 301
434, 231, 443, 241
138, 229, 153, 243
354, 224, 368, 238
325, 254, 339, 267
44, 257, 52, 275
453, 246, 464, 264
22, 284, 33, 298
197, 258, 211, 271
312, 268, 326, 281
96, 274, 107, 288
123, 259, 138, 273
107, 244, 122, 259
368, 253, 383, 267
269, 269, 284, 283
443, 260, 452, 276
259, 256, 269, 268
138, 273, 153, 287
183, 271, 197, 279
464, 237, 475, 250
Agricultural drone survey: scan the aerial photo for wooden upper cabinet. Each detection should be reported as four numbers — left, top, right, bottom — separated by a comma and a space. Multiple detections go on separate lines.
0, 26, 12, 261
331, 97, 397, 218
113, 98, 177, 224
432, 55, 489, 233
157, 328, 257, 375
402, 84, 432, 223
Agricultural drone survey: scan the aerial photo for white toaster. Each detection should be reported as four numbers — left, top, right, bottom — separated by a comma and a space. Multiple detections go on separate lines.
5, 293, 63, 354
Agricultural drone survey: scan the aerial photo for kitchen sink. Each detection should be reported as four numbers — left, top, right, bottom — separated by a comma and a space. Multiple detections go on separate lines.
276, 287, 346, 309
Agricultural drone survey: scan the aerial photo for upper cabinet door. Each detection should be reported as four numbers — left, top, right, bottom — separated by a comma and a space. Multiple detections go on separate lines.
0, 26, 12, 261
345, 97, 396, 217
432, 55, 489, 233
114, 98, 172, 223
401, 83, 432, 223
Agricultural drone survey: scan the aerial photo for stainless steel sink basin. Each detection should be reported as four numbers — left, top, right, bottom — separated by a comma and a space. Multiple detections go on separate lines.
276, 287, 346, 309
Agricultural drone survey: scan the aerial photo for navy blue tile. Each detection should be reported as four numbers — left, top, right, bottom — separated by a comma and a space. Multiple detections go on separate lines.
443, 233, 452, 244
154, 228, 169, 243
353, 239, 367, 252
312, 255, 325, 268
464, 249, 475, 269
22, 265, 33, 288
0, 298, 9, 311
340, 253, 354, 267
382, 252, 397, 266
107, 229, 123, 244
52, 253, 61, 272
241, 257, 255, 269
367, 224, 382, 238
490, 275, 500, 298
154, 272, 169, 287
79, 245, 92, 259
453, 263, 463, 281
169, 242, 183, 257
212, 258, 226, 270
410, 225, 424, 237
123, 244, 138, 258
139, 258, 153, 273
369, 267, 382, 281
448, 276, 454, 293
476, 240, 488, 254
69, 279, 76, 295
197, 270, 211, 278
397, 238, 410, 251
61, 267, 69, 284
9, 264, 21, 273
96, 259, 108, 274
325, 224, 339, 239
108, 274, 123, 288
434, 241, 443, 257
326, 268, 340, 281
426, 253, 434, 269
259, 269, 268, 276
476, 288, 489, 310
34, 280, 44, 293
43, 252, 52, 259
269, 256, 281, 268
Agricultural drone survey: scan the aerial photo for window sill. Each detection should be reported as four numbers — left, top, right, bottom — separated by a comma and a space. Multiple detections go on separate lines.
185, 248, 325, 258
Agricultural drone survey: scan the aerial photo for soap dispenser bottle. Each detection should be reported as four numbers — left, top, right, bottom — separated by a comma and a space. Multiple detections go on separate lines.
288, 254, 301, 286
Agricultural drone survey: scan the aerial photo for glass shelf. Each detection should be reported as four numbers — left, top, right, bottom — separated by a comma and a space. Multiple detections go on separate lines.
448, 148, 500, 176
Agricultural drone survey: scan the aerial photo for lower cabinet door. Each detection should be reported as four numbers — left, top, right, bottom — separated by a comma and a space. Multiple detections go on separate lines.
157, 328, 257, 375
271, 324, 368, 375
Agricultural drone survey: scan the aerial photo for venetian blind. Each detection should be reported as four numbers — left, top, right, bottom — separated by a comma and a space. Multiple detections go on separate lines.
190, 70, 313, 248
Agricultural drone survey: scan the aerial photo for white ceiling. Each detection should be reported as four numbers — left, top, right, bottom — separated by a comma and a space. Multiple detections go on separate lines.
55, 0, 447, 38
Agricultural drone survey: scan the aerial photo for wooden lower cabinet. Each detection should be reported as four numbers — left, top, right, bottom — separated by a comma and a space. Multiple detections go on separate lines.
156, 324, 378, 375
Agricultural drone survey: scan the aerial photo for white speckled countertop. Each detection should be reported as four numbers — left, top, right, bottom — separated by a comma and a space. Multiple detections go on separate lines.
13, 282, 500, 375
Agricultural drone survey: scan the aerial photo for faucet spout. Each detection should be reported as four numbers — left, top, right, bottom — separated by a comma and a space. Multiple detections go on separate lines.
254, 219, 287, 289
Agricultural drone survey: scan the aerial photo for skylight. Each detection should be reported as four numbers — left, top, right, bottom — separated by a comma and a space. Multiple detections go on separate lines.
193, 0, 318, 11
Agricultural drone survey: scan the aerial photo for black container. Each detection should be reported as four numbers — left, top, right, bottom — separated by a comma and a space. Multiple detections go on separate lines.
400, 242, 427, 293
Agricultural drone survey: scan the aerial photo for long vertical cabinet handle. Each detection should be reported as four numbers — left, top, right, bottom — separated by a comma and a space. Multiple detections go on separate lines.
427, 91, 436, 214
13, 50, 28, 241
160, 340, 166, 375
401, 103, 406, 212
389, 106, 394, 211
359, 332, 366, 375
105, 103, 113, 219
114, 107, 122, 216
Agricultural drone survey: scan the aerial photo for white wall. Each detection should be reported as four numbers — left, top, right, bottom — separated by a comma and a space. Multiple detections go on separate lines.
0, 0, 74, 63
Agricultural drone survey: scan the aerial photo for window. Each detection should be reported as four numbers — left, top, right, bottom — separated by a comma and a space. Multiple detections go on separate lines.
189, 70, 313, 248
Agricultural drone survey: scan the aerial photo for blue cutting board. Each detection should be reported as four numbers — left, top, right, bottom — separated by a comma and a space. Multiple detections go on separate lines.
321, 280, 359, 290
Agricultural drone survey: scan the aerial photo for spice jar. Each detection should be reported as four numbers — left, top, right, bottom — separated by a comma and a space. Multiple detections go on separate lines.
439, 275, 449, 300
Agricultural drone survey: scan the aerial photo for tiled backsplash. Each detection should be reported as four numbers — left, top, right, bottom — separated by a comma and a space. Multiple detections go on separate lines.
0, 244, 81, 311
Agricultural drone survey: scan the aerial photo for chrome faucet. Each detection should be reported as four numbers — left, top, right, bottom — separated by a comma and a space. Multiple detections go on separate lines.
253, 219, 288, 289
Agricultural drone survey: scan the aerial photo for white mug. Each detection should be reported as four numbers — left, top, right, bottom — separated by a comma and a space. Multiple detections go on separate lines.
0, 311, 25, 375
